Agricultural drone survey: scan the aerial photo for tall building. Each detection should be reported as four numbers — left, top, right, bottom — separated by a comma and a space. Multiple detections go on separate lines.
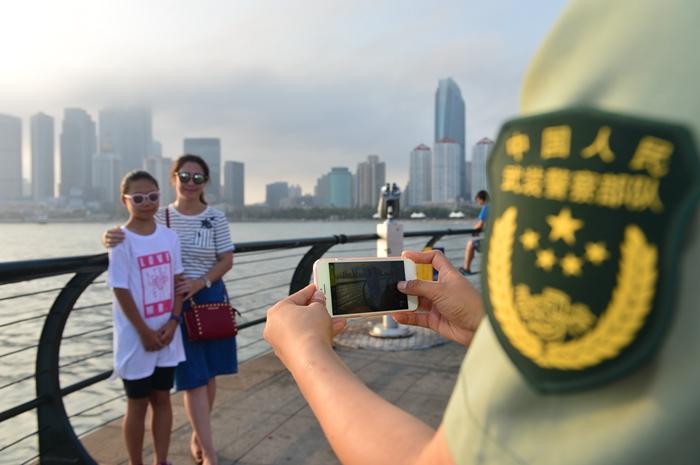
266, 181, 289, 208
315, 167, 352, 207
0, 114, 22, 201
31, 113, 55, 200
99, 106, 153, 175
184, 138, 221, 202
92, 151, 122, 206
471, 137, 494, 199
145, 155, 174, 206
435, 78, 466, 198
223, 161, 245, 207
432, 139, 461, 205
60, 108, 96, 199
408, 144, 432, 206
151, 140, 163, 158
355, 155, 385, 208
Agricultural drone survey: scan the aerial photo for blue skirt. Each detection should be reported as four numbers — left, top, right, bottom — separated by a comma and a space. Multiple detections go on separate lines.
175, 280, 238, 391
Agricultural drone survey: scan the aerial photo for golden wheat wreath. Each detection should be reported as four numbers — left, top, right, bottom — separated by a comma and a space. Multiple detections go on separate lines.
488, 207, 658, 370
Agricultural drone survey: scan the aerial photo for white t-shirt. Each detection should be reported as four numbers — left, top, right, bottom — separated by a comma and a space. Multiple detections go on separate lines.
107, 224, 186, 380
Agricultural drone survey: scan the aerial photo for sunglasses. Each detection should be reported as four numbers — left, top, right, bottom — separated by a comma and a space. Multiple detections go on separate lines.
124, 191, 160, 204
177, 171, 207, 185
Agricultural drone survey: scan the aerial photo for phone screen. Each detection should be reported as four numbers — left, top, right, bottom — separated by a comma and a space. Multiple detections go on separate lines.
328, 261, 408, 315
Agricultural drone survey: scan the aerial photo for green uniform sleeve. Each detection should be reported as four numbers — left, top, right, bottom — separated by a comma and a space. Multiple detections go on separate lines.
443, 0, 700, 463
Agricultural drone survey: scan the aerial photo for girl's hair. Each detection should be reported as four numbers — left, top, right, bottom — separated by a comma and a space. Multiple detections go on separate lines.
170, 154, 210, 205
120, 170, 159, 195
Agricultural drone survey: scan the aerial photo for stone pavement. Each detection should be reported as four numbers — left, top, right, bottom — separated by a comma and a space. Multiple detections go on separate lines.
82, 341, 467, 465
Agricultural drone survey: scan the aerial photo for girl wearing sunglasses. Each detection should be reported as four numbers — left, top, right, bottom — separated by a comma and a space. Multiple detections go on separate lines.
103, 155, 235, 465
108, 170, 185, 465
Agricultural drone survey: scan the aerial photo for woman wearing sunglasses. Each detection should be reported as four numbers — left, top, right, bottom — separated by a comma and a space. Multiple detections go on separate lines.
104, 154, 235, 465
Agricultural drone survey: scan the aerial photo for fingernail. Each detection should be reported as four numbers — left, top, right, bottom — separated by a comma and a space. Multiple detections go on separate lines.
312, 291, 326, 302
397, 281, 407, 291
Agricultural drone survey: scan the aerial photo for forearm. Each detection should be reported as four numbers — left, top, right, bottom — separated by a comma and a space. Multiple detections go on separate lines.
202, 252, 233, 282
287, 341, 438, 465
114, 289, 148, 333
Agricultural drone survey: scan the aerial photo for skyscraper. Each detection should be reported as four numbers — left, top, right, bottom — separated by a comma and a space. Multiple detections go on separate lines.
0, 114, 22, 201
184, 138, 221, 202
471, 137, 494, 200
99, 106, 153, 175
266, 181, 289, 208
92, 151, 122, 206
144, 155, 174, 206
408, 144, 432, 206
432, 139, 461, 205
60, 108, 96, 199
435, 78, 466, 198
30, 113, 55, 200
315, 167, 352, 207
355, 155, 385, 208
223, 161, 245, 207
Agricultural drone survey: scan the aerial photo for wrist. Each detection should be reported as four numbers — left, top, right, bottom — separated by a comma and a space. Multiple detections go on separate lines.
169, 313, 183, 324
286, 336, 333, 368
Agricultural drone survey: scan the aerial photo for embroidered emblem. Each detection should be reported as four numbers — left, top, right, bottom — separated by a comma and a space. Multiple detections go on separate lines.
484, 108, 700, 392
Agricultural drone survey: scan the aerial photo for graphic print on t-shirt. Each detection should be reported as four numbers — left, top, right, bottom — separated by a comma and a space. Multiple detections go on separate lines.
138, 252, 173, 318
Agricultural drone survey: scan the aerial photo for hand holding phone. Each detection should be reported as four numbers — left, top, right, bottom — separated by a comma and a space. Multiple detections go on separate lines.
313, 257, 419, 317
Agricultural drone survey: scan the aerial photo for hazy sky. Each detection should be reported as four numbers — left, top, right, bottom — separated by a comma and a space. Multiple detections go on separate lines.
1, 0, 568, 203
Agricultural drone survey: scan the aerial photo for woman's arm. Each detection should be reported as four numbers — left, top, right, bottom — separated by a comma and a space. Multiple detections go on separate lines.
114, 288, 163, 351
264, 285, 456, 465
177, 251, 233, 299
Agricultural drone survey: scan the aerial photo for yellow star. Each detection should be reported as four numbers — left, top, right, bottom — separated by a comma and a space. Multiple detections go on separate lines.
585, 242, 609, 265
546, 208, 584, 245
561, 253, 584, 276
520, 229, 540, 250
536, 249, 557, 271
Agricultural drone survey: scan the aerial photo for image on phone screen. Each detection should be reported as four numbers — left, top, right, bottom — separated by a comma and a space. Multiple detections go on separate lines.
328, 261, 408, 315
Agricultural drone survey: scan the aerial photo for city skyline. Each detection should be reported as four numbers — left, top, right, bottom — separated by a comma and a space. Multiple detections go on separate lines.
0, 0, 566, 203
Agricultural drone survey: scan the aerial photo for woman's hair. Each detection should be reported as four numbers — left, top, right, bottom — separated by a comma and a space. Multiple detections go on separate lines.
120, 170, 159, 195
170, 154, 210, 205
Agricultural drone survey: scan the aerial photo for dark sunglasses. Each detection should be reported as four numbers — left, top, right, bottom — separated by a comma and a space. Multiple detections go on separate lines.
177, 171, 207, 185
124, 191, 160, 204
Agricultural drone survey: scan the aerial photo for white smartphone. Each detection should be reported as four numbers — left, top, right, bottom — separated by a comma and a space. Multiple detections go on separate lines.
313, 257, 419, 318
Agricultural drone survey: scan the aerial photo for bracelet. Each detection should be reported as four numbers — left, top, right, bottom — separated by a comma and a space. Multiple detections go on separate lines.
169, 313, 183, 324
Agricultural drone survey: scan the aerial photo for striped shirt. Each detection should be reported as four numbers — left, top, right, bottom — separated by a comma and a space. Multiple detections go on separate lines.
155, 206, 234, 279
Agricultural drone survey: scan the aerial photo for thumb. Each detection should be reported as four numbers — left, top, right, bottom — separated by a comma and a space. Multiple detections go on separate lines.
285, 283, 318, 305
397, 279, 442, 300
331, 318, 347, 337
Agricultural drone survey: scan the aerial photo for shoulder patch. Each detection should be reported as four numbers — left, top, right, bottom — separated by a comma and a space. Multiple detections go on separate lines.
483, 108, 700, 393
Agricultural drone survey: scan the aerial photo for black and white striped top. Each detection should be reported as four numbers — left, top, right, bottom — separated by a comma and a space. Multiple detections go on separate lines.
155, 206, 234, 279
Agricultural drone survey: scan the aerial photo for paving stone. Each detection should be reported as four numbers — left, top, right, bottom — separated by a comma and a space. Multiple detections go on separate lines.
81, 341, 467, 464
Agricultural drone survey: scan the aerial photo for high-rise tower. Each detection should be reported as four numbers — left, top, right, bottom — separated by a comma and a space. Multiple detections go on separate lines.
0, 114, 22, 200
471, 137, 494, 199
408, 144, 432, 206
60, 108, 96, 199
355, 155, 385, 208
435, 78, 466, 198
31, 113, 55, 200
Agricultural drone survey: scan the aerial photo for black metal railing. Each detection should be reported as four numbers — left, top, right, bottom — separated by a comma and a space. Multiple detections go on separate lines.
0, 228, 474, 464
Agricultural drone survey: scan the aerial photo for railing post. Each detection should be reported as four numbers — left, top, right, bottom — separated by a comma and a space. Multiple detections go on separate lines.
36, 271, 102, 465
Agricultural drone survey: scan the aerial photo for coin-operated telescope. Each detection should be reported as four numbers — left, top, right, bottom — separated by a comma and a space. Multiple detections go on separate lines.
377, 182, 401, 220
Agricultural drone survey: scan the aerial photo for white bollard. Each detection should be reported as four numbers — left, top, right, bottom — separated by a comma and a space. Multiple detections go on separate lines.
369, 217, 413, 338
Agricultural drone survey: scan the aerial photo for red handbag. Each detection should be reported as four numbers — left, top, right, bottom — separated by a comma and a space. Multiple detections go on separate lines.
184, 296, 239, 341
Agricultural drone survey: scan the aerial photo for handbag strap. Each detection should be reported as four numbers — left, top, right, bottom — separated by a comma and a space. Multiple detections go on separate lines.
165, 206, 170, 228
